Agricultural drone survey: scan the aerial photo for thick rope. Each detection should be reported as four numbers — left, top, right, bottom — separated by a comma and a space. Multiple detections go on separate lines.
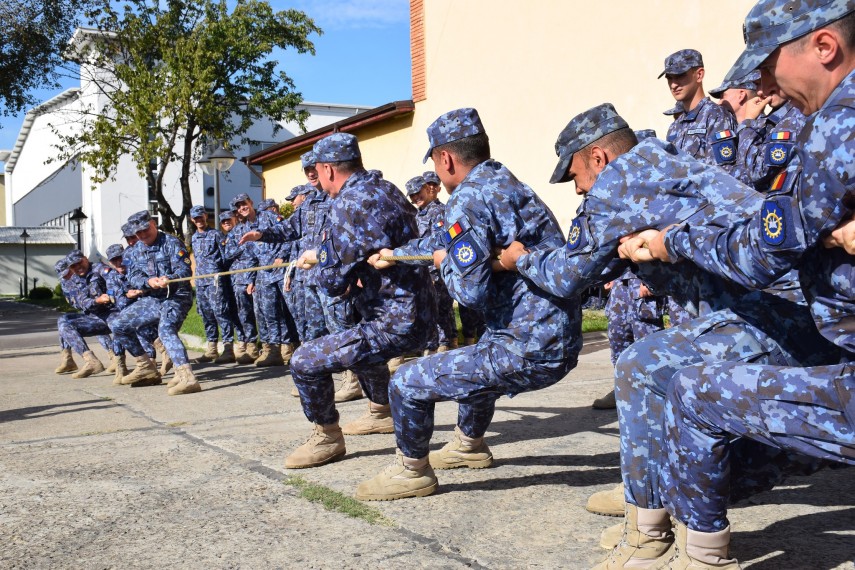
163, 254, 434, 284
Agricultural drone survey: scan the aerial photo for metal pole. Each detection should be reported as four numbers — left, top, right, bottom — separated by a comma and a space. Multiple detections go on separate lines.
76, 223, 82, 250
22, 236, 28, 297
214, 169, 221, 226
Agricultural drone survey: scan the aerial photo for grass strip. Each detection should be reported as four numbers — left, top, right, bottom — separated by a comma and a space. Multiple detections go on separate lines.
284, 475, 394, 526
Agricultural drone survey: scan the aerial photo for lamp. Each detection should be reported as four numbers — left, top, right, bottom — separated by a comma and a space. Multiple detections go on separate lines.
69, 208, 87, 250
20, 229, 29, 298
196, 143, 235, 222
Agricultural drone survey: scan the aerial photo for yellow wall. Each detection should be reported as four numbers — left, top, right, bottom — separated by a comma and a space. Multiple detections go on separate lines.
263, 1, 756, 231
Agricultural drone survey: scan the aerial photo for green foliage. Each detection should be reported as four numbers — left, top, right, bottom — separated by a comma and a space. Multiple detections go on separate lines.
279, 201, 295, 218
0, 0, 90, 119
284, 476, 393, 526
582, 309, 608, 333
28, 286, 54, 300
58, 0, 321, 239
54, 282, 64, 298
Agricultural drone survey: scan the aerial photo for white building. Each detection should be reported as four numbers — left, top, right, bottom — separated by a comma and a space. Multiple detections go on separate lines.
3, 28, 369, 257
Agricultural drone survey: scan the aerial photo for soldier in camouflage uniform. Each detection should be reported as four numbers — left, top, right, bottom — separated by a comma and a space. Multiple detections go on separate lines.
661, 49, 737, 166
53, 257, 80, 375
223, 202, 261, 364
189, 205, 237, 364
356, 108, 580, 501
708, 70, 760, 124
244, 133, 435, 470
111, 211, 200, 395
620, 1, 855, 566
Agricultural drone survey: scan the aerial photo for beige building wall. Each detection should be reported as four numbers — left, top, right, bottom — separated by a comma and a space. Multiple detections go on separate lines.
263, 1, 756, 232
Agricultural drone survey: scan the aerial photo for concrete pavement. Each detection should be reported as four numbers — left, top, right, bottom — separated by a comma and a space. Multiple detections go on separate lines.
0, 301, 852, 569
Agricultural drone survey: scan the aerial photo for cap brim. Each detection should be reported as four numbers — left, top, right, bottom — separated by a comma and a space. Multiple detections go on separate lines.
549, 153, 573, 184
422, 147, 433, 164
657, 69, 667, 79
724, 45, 775, 83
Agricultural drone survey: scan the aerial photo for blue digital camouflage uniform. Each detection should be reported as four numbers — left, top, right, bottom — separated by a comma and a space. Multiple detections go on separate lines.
191, 217, 236, 344
393, 182, 457, 350
57, 258, 116, 355
389, 108, 580, 459
604, 270, 664, 366
655, 3, 855, 534
223, 211, 259, 345
241, 208, 298, 347
101, 249, 158, 358
727, 101, 805, 188
111, 214, 193, 367
282, 134, 434, 426
391, 163, 580, 458
665, 97, 737, 166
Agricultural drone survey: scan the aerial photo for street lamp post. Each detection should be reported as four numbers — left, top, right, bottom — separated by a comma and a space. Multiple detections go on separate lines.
20, 229, 30, 298
196, 143, 236, 223
69, 208, 88, 250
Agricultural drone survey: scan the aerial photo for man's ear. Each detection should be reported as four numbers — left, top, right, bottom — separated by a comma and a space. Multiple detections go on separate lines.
813, 28, 842, 66
439, 149, 455, 175
588, 146, 610, 174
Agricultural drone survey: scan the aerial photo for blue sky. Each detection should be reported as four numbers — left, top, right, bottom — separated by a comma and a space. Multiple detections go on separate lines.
0, 0, 411, 160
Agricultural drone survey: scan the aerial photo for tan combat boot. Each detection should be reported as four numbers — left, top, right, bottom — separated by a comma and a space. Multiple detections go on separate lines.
437, 344, 451, 353
245, 342, 260, 360
387, 355, 406, 375
55, 348, 78, 374
196, 341, 219, 363
71, 351, 106, 379
112, 354, 130, 386
601, 521, 624, 550
159, 349, 173, 376
356, 450, 438, 501
587, 482, 626, 516
593, 504, 674, 569
105, 351, 118, 374
423, 348, 436, 357
280, 342, 296, 365
284, 423, 346, 469
236, 341, 256, 364
462, 337, 476, 346
168, 364, 202, 396
593, 389, 617, 410
448, 337, 459, 349
255, 343, 284, 367
122, 355, 162, 386
649, 521, 740, 570
214, 342, 236, 364
334, 370, 364, 402
342, 402, 394, 435
429, 426, 493, 469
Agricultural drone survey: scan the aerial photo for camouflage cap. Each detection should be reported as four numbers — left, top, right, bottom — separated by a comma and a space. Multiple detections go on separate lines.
634, 129, 658, 140
54, 258, 70, 276
422, 171, 441, 185
218, 210, 236, 222
726, 0, 855, 81
126, 210, 153, 234
313, 133, 361, 163
710, 70, 761, 98
257, 198, 276, 211
65, 249, 85, 265
300, 151, 317, 169
550, 103, 629, 184
120, 222, 136, 238
405, 175, 428, 196
663, 102, 685, 116
229, 192, 251, 209
658, 49, 704, 79
106, 244, 124, 260
189, 205, 207, 219
423, 108, 485, 163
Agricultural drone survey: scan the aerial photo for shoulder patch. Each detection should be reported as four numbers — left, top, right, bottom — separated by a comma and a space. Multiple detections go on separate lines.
769, 170, 788, 192
449, 236, 485, 272
565, 217, 590, 251
443, 219, 470, 245
761, 200, 787, 246
765, 141, 793, 167
712, 137, 736, 165
770, 131, 792, 141
318, 236, 340, 268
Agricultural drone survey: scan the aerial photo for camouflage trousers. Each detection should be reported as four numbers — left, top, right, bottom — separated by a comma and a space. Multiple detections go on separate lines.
428, 279, 457, 350
287, 282, 329, 343
57, 313, 112, 355
390, 341, 576, 459
605, 278, 665, 366
255, 280, 298, 346
321, 290, 357, 334
662, 361, 854, 533
111, 296, 191, 366
290, 319, 422, 426
458, 304, 486, 340
231, 280, 258, 344
615, 291, 843, 511
196, 281, 236, 343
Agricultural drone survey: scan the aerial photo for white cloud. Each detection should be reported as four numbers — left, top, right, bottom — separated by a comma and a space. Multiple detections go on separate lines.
282, 0, 409, 30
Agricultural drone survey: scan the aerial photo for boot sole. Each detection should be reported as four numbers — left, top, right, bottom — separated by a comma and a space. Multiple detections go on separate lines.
341, 427, 395, 436
585, 506, 624, 517
284, 449, 346, 469
255, 362, 284, 367
130, 379, 163, 388
168, 383, 202, 396
430, 458, 494, 470
356, 481, 438, 501
334, 393, 365, 403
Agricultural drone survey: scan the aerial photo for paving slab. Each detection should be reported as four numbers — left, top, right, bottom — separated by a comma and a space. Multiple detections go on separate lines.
0, 302, 852, 569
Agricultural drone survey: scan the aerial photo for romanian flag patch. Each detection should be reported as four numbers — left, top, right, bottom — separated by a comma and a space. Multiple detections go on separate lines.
445, 221, 465, 242
770, 131, 792, 141
713, 130, 734, 140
